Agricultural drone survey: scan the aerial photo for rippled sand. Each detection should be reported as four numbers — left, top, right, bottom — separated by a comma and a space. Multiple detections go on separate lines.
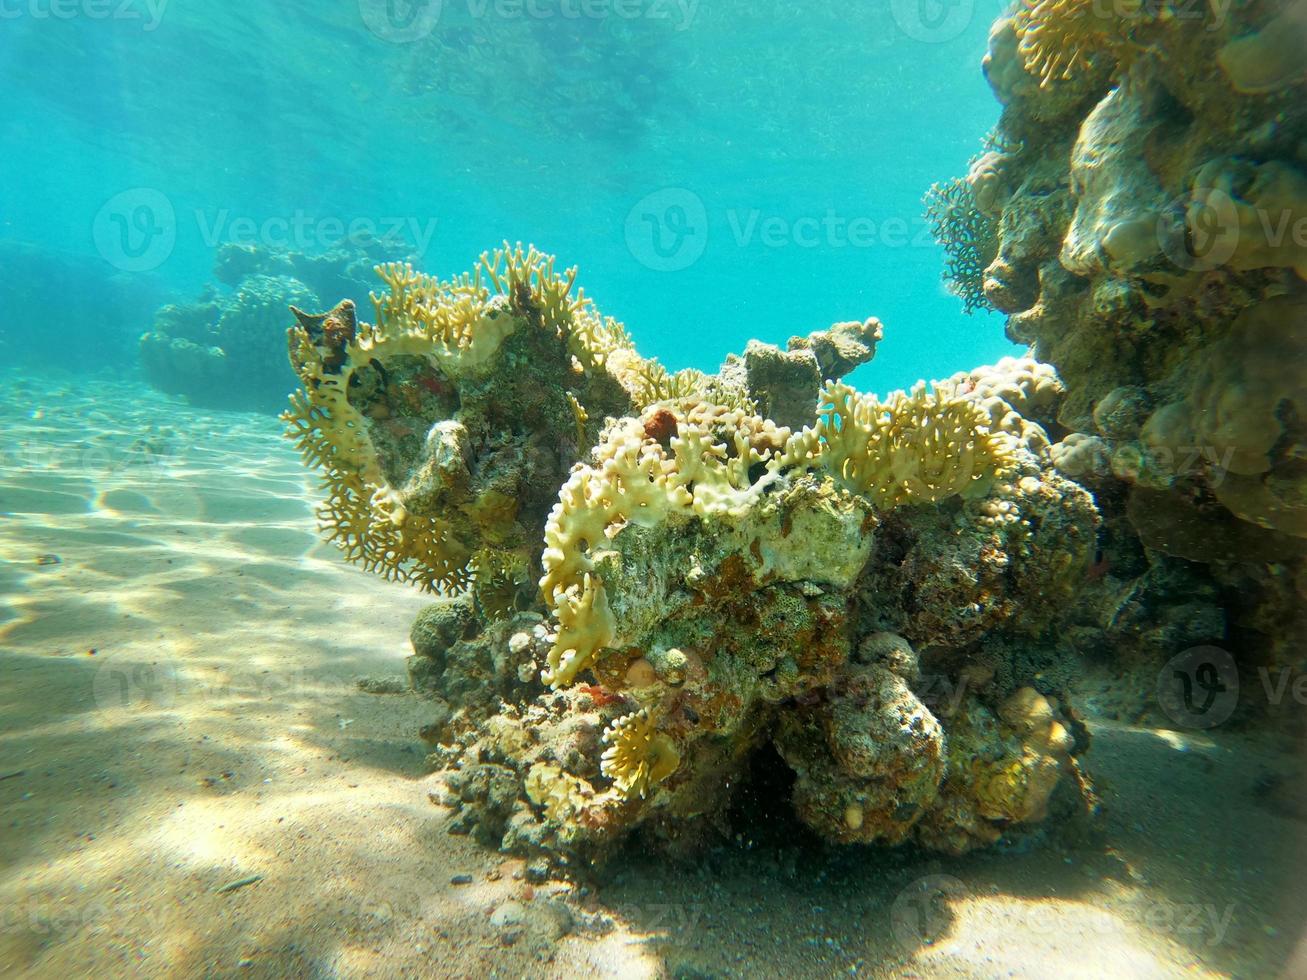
1, 370, 1301, 978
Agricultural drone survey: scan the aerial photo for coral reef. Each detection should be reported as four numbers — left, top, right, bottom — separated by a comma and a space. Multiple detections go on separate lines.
141, 237, 410, 413
933, 0, 1307, 719
286, 245, 1106, 872
213, 234, 409, 306
142, 275, 319, 413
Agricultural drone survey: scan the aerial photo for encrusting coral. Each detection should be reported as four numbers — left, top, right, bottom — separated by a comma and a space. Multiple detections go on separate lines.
283, 242, 1106, 873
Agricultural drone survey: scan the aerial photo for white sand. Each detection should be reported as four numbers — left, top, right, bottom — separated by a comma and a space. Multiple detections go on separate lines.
1, 369, 1301, 978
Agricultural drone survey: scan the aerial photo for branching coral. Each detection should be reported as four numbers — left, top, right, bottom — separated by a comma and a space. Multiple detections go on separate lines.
633, 359, 755, 412
284, 242, 639, 594
924, 177, 999, 314
547, 573, 619, 688
785, 381, 1018, 509
539, 403, 784, 686
283, 300, 475, 592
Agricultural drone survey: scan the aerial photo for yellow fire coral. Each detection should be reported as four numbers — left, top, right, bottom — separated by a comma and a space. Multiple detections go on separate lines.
546, 573, 618, 689
538, 404, 788, 687
284, 242, 634, 594
600, 708, 680, 799
786, 381, 1017, 509
283, 300, 475, 592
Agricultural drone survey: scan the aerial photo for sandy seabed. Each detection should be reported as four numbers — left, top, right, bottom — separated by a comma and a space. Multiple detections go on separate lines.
1, 368, 1303, 979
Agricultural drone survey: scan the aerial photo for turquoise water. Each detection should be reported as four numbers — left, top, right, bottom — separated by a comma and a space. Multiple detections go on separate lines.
5, 8, 1307, 979
1, 0, 1013, 390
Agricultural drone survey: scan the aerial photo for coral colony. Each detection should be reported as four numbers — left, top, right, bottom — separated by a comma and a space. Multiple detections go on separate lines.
281, 0, 1305, 873
283, 243, 1097, 869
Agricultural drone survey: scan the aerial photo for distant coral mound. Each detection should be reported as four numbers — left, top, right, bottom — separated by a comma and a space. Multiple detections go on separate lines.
140, 237, 412, 413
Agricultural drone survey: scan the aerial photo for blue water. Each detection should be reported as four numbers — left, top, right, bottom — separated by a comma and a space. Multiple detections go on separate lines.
1, 0, 1015, 391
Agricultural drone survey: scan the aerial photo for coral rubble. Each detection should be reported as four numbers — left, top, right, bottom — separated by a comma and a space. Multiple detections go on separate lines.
286, 242, 1103, 872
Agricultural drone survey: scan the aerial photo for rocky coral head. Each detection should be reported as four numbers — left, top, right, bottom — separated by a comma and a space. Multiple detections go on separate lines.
322, 301, 358, 349
290, 299, 357, 373
290, 299, 356, 347
280, 243, 1106, 874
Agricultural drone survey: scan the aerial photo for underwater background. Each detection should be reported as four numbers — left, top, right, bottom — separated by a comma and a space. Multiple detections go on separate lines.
1, 0, 1014, 388
4, 1, 1306, 978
